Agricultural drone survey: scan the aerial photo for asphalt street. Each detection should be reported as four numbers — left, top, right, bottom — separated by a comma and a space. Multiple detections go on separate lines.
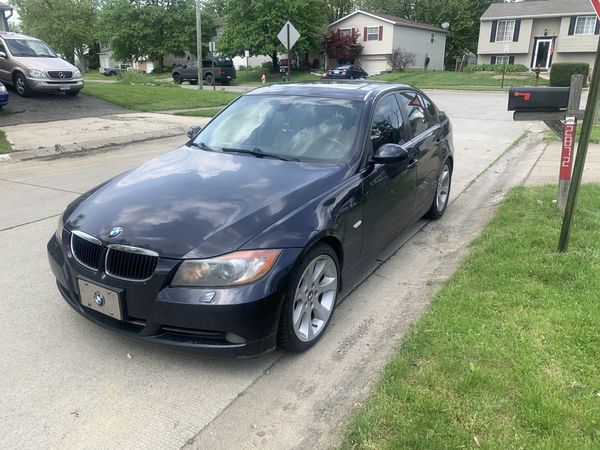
0, 88, 128, 126
0, 90, 539, 449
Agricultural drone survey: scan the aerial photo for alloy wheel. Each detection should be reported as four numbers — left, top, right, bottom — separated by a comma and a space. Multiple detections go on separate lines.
292, 254, 338, 342
436, 163, 451, 212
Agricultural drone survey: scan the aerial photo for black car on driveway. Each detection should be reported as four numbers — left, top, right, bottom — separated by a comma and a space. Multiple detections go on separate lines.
48, 81, 454, 357
172, 57, 236, 86
324, 65, 368, 79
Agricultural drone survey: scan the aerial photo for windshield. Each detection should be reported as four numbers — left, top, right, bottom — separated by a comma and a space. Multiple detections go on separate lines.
5, 39, 57, 58
194, 95, 364, 163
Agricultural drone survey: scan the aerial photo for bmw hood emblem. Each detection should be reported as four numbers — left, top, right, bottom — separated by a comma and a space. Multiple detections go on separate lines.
109, 226, 123, 238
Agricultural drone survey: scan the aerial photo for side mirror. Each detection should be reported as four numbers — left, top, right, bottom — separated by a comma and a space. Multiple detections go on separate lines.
0, 51, 6, 59
372, 143, 409, 164
187, 126, 202, 139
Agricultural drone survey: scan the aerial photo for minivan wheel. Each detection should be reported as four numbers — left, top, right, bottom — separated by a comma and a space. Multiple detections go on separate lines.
278, 243, 339, 352
425, 159, 453, 220
14, 72, 31, 97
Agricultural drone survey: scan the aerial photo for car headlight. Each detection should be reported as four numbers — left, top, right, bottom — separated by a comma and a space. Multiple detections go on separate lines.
171, 249, 281, 287
73, 70, 81, 78
29, 69, 46, 78
0, 84, 6, 93
55, 214, 64, 241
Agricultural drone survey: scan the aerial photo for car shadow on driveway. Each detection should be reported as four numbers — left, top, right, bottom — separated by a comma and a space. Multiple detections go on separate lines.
0, 87, 129, 126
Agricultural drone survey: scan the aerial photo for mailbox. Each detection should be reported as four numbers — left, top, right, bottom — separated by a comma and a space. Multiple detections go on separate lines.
508, 87, 570, 112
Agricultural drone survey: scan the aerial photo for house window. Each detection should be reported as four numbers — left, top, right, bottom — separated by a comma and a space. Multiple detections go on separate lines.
367, 26, 379, 41
494, 55, 510, 65
340, 28, 352, 38
495, 20, 516, 42
574, 16, 596, 35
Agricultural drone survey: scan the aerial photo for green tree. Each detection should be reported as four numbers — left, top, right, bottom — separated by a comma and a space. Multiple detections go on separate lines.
325, 0, 356, 23
217, 0, 326, 71
10, 0, 98, 67
99, 0, 213, 69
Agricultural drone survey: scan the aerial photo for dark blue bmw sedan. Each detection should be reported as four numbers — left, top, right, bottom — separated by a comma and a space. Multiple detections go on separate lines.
48, 82, 454, 357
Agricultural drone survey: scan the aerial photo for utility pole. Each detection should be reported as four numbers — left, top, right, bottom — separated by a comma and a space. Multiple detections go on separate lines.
196, 0, 203, 90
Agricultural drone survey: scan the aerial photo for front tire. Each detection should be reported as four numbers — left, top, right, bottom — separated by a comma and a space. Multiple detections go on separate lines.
278, 243, 340, 352
425, 159, 452, 220
14, 72, 31, 97
173, 73, 182, 85
205, 73, 214, 86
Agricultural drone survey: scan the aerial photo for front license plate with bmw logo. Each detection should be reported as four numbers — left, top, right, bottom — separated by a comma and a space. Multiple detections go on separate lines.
77, 279, 123, 320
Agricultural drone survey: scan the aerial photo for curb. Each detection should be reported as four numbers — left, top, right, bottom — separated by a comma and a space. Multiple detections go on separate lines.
0, 127, 188, 164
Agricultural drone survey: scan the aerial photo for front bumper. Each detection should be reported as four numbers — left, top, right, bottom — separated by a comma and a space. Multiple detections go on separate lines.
28, 78, 84, 93
48, 232, 302, 357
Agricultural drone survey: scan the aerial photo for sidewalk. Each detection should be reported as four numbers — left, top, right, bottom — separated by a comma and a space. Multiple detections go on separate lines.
1, 113, 210, 162
526, 140, 600, 185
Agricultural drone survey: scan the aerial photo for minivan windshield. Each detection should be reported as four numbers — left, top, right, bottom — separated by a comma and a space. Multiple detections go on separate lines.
194, 95, 364, 163
4, 39, 57, 58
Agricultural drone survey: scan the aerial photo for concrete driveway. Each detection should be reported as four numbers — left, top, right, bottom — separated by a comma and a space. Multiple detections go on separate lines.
0, 91, 544, 449
0, 89, 128, 126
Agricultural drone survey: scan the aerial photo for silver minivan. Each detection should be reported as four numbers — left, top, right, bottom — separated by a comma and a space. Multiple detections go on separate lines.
0, 31, 84, 97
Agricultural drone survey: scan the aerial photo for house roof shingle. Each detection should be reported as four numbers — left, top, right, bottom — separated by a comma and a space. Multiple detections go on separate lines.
481, 0, 595, 21
329, 10, 447, 33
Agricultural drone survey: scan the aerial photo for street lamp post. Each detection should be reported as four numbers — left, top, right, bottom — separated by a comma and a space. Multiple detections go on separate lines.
196, 0, 203, 89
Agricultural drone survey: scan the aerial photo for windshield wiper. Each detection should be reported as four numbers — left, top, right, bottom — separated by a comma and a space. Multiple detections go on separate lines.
189, 141, 217, 153
221, 147, 299, 162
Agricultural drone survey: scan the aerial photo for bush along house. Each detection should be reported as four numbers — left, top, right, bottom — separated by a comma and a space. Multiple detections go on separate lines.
0, 1, 12, 32
477, 0, 599, 72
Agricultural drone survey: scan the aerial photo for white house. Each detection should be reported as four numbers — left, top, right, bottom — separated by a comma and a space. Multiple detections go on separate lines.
478, 0, 599, 71
328, 10, 447, 75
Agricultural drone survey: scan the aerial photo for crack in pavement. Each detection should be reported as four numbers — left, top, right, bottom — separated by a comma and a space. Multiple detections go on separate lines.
0, 177, 83, 195
0, 213, 60, 233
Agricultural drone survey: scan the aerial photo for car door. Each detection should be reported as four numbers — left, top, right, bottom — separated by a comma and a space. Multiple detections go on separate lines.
361, 93, 416, 256
0, 38, 10, 84
397, 91, 442, 212
184, 62, 198, 80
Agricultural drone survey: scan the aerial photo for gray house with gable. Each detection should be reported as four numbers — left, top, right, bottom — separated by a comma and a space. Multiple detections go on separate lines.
0, 1, 12, 32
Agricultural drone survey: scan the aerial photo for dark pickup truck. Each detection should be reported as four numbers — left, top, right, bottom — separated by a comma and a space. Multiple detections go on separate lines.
172, 57, 236, 86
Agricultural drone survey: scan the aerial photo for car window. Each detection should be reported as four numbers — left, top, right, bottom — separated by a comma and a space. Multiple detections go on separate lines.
0, 40, 5, 54
195, 95, 365, 163
4, 38, 57, 58
398, 92, 435, 138
371, 94, 406, 151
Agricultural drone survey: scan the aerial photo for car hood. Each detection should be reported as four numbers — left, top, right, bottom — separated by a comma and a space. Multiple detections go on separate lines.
13, 57, 78, 73
66, 146, 344, 259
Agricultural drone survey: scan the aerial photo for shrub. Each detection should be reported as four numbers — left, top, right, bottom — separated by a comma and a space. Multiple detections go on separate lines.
464, 63, 528, 73
388, 48, 416, 72
550, 62, 589, 87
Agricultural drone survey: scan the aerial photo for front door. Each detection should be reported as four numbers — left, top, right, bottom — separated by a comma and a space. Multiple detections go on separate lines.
531, 38, 555, 70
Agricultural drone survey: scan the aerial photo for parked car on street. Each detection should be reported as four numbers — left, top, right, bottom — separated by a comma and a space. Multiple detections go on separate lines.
324, 65, 368, 79
172, 57, 236, 86
0, 80, 8, 107
48, 82, 453, 357
100, 64, 130, 76
0, 31, 84, 97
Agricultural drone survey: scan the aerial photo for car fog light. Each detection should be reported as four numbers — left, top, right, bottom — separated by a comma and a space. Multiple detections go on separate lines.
225, 332, 246, 344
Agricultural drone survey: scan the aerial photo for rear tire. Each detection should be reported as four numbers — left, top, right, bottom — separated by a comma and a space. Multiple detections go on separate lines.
424, 159, 452, 220
205, 74, 214, 86
14, 72, 31, 97
278, 243, 340, 352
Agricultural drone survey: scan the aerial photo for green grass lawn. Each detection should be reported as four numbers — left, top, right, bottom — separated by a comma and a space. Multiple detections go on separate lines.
546, 124, 600, 144
342, 184, 600, 449
234, 68, 321, 85
173, 107, 224, 118
0, 130, 13, 153
373, 70, 549, 90
82, 81, 239, 112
